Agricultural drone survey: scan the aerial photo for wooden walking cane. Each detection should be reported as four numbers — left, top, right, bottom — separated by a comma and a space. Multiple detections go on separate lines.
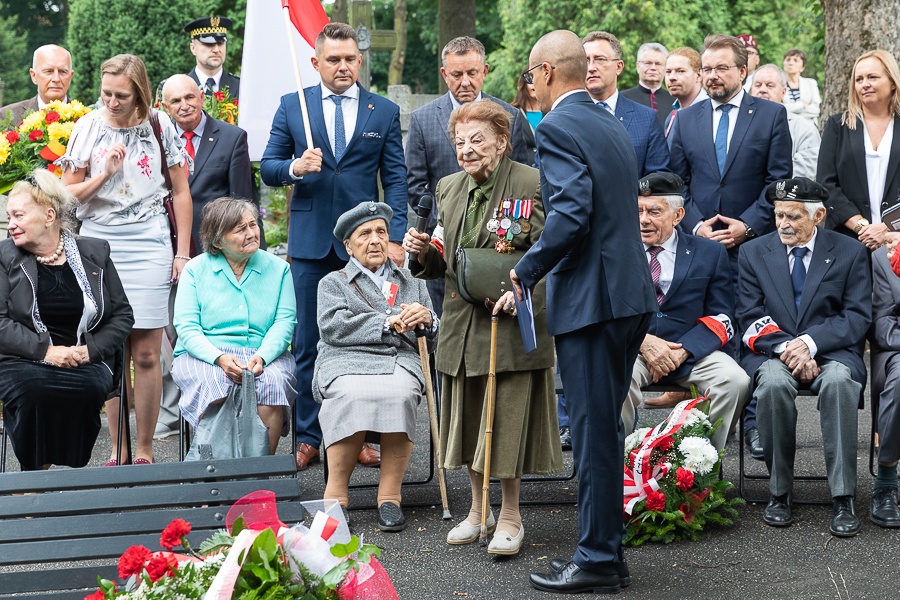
417, 333, 452, 519
480, 316, 500, 546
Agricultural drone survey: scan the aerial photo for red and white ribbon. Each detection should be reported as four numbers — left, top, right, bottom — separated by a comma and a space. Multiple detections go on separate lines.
623, 397, 702, 515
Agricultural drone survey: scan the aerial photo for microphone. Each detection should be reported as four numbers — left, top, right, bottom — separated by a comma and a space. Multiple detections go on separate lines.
409, 194, 434, 268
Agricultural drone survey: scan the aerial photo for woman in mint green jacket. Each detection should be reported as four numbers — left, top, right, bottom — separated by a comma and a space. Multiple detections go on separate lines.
172, 197, 297, 454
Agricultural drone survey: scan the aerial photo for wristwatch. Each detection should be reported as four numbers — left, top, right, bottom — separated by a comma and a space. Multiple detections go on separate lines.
743, 222, 757, 239
853, 218, 870, 234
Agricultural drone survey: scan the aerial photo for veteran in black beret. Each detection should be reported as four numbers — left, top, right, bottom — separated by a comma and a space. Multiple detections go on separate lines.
736, 176, 872, 537
314, 200, 437, 533
624, 171, 748, 451
184, 16, 240, 99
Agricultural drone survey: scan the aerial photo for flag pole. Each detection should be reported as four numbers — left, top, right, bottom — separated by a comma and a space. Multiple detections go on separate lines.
281, 0, 315, 149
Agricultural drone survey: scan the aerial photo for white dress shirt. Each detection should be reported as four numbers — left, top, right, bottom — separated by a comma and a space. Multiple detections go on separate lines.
776, 227, 819, 357
863, 120, 894, 223
643, 230, 678, 296
710, 88, 744, 150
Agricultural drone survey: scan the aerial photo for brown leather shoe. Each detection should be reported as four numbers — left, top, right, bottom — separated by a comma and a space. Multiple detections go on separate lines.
358, 443, 381, 467
643, 391, 691, 408
295, 442, 320, 471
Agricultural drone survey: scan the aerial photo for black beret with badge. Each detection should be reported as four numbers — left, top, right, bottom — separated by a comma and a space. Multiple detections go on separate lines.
765, 177, 829, 203
638, 172, 685, 197
185, 16, 233, 44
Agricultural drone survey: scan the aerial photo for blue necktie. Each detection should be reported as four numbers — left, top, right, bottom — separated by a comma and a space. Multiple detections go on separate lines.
597, 101, 612, 115
791, 246, 809, 310
715, 104, 732, 176
330, 95, 347, 161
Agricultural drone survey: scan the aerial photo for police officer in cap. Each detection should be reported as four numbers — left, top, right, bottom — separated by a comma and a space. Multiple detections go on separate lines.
184, 16, 240, 99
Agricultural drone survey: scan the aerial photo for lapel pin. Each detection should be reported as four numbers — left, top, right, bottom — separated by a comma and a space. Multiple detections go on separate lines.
685, 250, 691, 255
825, 258, 832, 264
368, 103, 374, 110
208, 138, 214, 142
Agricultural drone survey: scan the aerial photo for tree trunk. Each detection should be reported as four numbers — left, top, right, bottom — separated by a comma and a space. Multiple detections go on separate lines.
332, 0, 348, 23
437, 0, 476, 92
388, 0, 408, 85
821, 0, 900, 122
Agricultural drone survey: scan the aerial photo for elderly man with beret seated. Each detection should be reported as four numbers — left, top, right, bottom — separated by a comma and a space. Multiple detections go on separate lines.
624, 172, 749, 451
736, 177, 871, 537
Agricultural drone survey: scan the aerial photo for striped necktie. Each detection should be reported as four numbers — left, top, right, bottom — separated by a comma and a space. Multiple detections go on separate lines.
460, 188, 488, 248
648, 246, 665, 304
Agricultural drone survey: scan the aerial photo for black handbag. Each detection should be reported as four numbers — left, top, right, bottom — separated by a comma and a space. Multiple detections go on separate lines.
455, 246, 520, 304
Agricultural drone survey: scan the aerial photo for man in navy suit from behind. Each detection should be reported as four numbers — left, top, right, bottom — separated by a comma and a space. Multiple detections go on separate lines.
260, 23, 408, 471
581, 31, 670, 177
513, 30, 656, 595
623, 172, 748, 451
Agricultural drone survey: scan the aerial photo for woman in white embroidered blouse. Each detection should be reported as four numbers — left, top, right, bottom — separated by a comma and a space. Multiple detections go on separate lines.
59, 54, 193, 465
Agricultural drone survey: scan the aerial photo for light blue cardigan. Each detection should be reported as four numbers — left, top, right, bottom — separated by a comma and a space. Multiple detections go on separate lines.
173, 251, 297, 365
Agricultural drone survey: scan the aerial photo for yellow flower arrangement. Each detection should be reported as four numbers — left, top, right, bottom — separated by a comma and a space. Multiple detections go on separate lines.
0, 136, 10, 165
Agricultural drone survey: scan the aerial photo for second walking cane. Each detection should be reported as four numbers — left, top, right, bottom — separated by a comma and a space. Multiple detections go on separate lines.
479, 315, 500, 546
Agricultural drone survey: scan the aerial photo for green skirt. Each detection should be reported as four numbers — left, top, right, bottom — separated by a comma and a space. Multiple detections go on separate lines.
439, 368, 562, 479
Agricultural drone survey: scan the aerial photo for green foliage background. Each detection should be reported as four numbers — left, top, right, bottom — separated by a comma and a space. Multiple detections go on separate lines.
0, 10, 29, 105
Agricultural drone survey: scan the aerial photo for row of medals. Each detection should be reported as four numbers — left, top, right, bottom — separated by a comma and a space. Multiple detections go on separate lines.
487, 198, 534, 254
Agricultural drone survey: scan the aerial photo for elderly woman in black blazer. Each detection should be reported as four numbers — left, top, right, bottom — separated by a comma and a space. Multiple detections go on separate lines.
818, 49, 900, 251
0, 170, 133, 470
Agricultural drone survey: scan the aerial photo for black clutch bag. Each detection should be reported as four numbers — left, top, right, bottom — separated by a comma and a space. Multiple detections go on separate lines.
455, 246, 520, 304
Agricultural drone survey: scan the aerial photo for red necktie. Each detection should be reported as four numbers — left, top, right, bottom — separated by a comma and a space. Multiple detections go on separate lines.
182, 131, 196, 160
648, 246, 664, 305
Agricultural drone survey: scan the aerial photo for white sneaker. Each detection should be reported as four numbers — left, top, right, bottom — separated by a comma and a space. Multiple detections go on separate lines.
487, 524, 524, 555
447, 512, 496, 545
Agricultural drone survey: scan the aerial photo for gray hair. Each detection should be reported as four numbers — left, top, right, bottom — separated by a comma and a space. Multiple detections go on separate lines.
805, 201, 825, 219
753, 63, 788, 88
441, 36, 486, 67
660, 194, 685, 210
9, 169, 77, 232
199, 197, 259, 256
637, 43, 669, 61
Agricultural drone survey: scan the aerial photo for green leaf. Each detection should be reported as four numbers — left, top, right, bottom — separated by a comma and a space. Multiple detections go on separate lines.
231, 515, 246, 536
329, 536, 360, 558
199, 529, 235, 555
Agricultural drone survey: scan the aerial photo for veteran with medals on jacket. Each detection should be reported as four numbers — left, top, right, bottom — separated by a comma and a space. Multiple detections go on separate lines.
404, 100, 561, 557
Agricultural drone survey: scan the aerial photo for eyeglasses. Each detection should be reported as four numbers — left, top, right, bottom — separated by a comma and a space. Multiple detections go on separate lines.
700, 65, 739, 75
522, 63, 555, 85
588, 56, 620, 66
638, 60, 665, 69
24, 175, 38, 188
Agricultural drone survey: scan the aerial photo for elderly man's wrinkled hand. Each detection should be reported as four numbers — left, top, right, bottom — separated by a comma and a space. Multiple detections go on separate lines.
779, 337, 811, 370
216, 353, 246, 384
640, 335, 682, 379
793, 358, 820, 384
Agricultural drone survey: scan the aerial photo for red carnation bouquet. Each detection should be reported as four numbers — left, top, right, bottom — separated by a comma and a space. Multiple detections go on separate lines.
85, 492, 398, 599
623, 394, 744, 546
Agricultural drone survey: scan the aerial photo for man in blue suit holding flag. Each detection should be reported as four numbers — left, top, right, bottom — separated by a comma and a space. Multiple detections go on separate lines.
261, 22, 408, 471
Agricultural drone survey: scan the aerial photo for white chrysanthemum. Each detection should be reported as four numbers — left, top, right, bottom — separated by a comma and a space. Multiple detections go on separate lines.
678, 436, 718, 475
625, 427, 652, 453
683, 408, 712, 428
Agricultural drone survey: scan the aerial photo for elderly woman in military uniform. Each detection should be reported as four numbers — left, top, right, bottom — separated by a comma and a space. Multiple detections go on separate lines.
314, 201, 437, 533
403, 100, 560, 556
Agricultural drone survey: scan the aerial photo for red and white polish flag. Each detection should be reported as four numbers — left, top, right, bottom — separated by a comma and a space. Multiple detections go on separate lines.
239, 0, 330, 160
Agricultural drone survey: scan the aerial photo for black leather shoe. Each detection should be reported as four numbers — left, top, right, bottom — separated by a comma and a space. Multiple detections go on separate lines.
745, 426, 764, 460
530, 560, 620, 594
549, 558, 630, 588
870, 488, 900, 528
377, 502, 407, 532
763, 493, 792, 527
559, 426, 572, 451
830, 496, 860, 537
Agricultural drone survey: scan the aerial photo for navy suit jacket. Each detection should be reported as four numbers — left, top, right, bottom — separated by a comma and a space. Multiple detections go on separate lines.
736, 228, 871, 388
260, 83, 408, 260
669, 94, 792, 236
614, 95, 670, 177
651, 233, 734, 380
515, 91, 656, 336
187, 114, 253, 248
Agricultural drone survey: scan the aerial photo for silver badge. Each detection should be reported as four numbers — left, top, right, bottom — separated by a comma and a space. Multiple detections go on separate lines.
775, 181, 786, 200
487, 219, 500, 233
639, 179, 651, 196
367, 202, 377, 213
500, 218, 512, 230
511, 221, 522, 235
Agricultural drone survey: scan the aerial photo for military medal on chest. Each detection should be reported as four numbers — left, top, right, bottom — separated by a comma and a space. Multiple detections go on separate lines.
491, 198, 522, 254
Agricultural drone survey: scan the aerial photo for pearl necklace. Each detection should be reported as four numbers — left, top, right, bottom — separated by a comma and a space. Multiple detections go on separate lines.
36, 236, 65, 265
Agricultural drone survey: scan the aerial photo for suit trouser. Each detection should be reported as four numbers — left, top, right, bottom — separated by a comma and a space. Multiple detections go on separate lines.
755, 359, 859, 498
624, 351, 750, 450
877, 355, 900, 464
291, 250, 346, 447
556, 313, 650, 574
